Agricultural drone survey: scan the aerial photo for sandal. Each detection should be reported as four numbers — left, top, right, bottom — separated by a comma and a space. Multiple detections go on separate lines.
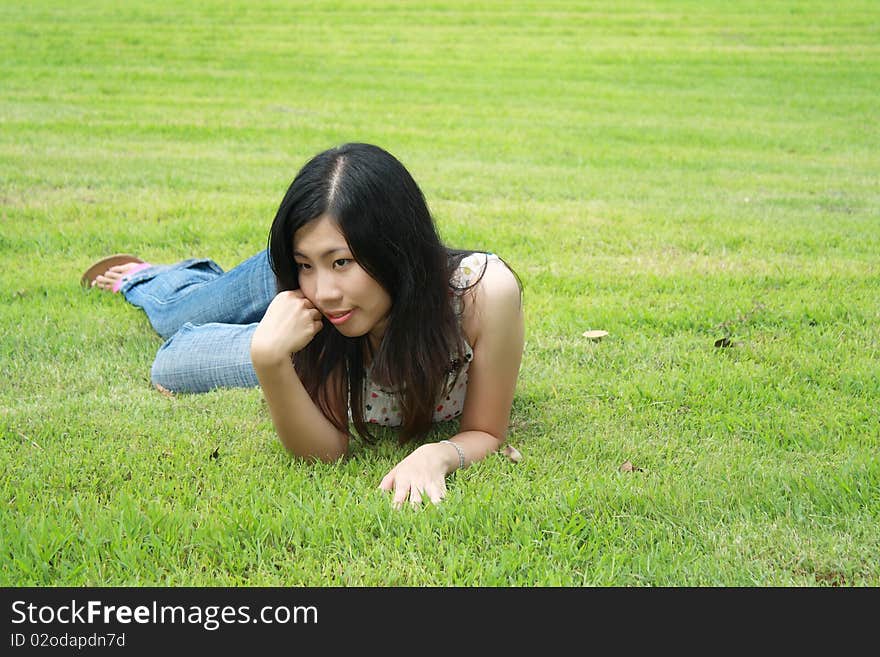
80, 254, 147, 291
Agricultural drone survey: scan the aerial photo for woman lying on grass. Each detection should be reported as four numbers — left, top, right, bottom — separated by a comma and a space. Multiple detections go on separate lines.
83, 143, 525, 507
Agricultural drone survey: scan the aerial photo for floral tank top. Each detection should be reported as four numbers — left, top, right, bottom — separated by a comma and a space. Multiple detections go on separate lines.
360, 252, 498, 427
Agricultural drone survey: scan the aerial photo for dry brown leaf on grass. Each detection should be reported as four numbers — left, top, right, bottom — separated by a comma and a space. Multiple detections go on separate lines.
619, 460, 643, 473
501, 445, 522, 463
582, 330, 609, 341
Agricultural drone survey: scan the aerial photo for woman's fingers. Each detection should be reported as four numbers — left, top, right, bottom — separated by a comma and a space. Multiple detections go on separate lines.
378, 472, 394, 491
392, 482, 410, 509
385, 479, 444, 508
425, 481, 446, 505
379, 464, 446, 509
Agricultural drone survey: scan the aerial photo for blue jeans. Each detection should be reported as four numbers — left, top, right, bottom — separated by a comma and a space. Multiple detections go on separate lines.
119, 250, 277, 393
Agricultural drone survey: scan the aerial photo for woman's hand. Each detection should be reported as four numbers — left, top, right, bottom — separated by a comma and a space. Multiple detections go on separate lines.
250, 290, 323, 366
379, 442, 458, 508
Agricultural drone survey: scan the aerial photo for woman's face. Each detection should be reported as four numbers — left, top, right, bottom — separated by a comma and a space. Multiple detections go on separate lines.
293, 214, 392, 347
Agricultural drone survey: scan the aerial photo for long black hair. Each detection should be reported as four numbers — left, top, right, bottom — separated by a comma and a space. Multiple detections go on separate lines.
268, 143, 474, 442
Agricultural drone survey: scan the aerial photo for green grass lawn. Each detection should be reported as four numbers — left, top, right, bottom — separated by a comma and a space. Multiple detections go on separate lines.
1, 0, 878, 585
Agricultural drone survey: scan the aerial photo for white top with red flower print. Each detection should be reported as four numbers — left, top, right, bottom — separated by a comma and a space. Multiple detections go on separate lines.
360, 252, 497, 427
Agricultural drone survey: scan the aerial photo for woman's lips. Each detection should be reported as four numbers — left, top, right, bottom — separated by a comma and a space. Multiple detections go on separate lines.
326, 309, 354, 325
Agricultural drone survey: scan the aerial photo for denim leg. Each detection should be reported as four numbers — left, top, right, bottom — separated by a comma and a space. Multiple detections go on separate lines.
150, 322, 260, 393
121, 250, 277, 340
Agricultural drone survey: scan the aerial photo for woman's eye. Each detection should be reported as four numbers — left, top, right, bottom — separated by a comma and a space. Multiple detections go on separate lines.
296, 262, 311, 271
333, 258, 351, 268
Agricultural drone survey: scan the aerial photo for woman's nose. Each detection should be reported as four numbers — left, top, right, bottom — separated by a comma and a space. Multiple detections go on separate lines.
313, 271, 342, 304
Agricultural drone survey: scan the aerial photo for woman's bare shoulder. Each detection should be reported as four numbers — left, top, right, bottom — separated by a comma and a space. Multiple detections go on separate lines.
461, 257, 522, 346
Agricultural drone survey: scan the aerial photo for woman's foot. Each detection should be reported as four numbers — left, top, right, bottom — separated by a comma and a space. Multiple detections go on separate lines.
154, 382, 175, 398
81, 254, 151, 292
92, 262, 150, 292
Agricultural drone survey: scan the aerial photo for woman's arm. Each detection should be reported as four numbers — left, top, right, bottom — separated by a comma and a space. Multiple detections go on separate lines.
251, 290, 349, 462
379, 259, 524, 506
446, 258, 525, 462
